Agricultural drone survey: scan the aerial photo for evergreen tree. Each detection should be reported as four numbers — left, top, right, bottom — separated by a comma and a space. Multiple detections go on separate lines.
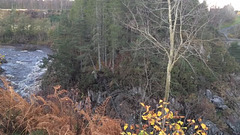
44, 0, 126, 91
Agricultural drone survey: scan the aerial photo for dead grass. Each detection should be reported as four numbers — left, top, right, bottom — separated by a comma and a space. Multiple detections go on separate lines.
0, 77, 122, 135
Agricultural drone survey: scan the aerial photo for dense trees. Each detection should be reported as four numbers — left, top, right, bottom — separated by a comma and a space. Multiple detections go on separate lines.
43, 0, 126, 91
0, 10, 49, 44
0, 10, 51, 44
122, 0, 210, 101
43, 0, 239, 103
0, 0, 73, 10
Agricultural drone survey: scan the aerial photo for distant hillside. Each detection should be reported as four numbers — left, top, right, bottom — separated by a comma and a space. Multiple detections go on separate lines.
0, 9, 65, 19
0, 0, 73, 10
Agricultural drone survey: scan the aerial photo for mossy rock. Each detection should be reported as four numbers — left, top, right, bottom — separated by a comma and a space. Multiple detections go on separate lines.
0, 67, 5, 74
1, 58, 7, 63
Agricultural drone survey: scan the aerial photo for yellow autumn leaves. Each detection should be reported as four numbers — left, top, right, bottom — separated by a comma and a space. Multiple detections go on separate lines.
122, 100, 208, 135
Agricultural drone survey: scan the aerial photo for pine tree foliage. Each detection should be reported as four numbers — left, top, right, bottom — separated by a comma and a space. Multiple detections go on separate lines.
44, 0, 126, 91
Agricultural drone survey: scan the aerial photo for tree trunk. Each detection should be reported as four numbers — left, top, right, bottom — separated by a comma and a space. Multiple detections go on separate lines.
164, 61, 172, 102
96, 0, 101, 71
112, 48, 115, 73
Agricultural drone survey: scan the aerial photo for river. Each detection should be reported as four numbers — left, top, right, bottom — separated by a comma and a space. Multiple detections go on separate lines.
0, 44, 52, 98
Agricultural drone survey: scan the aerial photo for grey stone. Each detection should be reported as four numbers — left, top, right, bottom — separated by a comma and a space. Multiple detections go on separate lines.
220, 105, 228, 110
206, 89, 213, 99
0, 67, 5, 74
186, 126, 195, 135
204, 120, 224, 135
1, 58, 7, 63
211, 95, 228, 110
170, 98, 184, 111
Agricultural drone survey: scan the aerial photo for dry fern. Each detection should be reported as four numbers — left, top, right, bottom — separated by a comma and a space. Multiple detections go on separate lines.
77, 96, 122, 135
0, 78, 75, 134
95, 96, 111, 116
0, 77, 122, 135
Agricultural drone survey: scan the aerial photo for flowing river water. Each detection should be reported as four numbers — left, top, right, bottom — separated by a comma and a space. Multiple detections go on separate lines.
0, 45, 52, 98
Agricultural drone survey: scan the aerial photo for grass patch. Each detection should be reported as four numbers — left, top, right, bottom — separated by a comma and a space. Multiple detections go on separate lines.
228, 42, 240, 62
31, 130, 48, 135
221, 16, 240, 29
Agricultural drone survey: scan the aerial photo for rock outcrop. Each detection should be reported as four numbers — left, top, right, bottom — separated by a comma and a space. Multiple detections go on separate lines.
204, 120, 224, 135
205, 82, 240, 135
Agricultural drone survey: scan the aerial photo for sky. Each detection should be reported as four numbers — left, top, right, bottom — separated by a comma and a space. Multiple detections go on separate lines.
199, 0, 240, 10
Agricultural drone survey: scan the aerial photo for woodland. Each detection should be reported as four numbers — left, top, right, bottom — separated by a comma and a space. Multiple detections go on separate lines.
0, 0, 240, 134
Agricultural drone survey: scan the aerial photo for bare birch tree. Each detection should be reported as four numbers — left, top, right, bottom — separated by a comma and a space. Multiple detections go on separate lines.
122, 0, 209, 102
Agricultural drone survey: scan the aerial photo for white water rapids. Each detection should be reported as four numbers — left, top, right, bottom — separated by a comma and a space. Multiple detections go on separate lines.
0, 45, 52, 98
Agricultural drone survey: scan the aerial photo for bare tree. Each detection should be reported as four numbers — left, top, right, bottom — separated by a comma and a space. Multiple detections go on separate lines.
122, 0, 209, 102
96, 0, 102, 70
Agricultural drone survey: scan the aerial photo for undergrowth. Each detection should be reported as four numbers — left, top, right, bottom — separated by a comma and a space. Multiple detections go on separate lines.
0, 77, 209, 135
0, 77, 122, 135
122, 100, 208, 135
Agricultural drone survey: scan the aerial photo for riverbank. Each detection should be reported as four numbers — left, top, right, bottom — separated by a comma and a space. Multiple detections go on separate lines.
0, 44, 53, 53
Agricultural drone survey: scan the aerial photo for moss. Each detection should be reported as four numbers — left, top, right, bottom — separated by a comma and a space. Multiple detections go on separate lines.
31, 130, 48, 135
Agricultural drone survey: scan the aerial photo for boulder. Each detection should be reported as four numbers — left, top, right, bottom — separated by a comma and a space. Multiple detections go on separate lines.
211, 95, 228, 110
205, 89, 228, 109
1, 58, 7, 63
0, 67, 5, 74
188, 119, 224, 135
206, 89, 213, 100
204, 120, 224, 135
